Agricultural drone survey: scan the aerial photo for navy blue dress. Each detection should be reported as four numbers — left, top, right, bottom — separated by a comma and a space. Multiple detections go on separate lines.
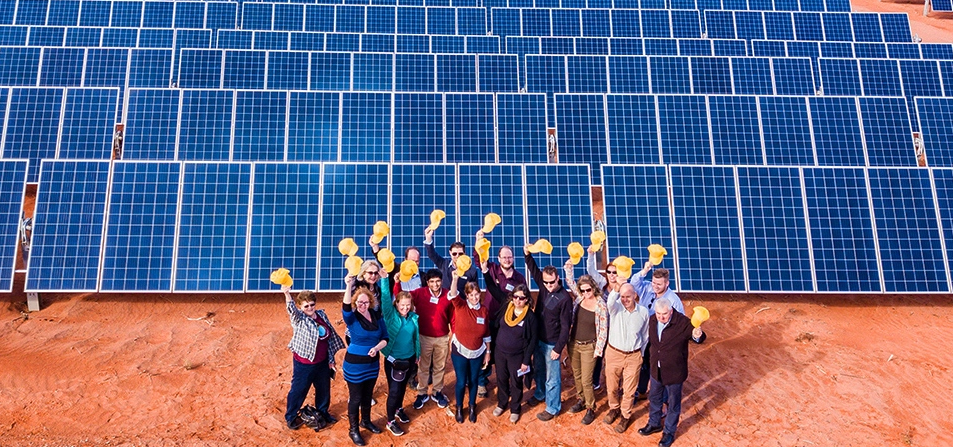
342, 303, 388, 383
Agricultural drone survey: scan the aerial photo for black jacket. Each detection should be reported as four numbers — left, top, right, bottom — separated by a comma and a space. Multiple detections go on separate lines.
647, 310, 706, 386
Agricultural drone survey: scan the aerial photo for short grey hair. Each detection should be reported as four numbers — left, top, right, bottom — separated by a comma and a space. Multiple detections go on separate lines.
654, 298, 672, 313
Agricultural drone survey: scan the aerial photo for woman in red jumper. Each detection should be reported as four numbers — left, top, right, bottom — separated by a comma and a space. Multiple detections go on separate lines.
447, 271, 491, 423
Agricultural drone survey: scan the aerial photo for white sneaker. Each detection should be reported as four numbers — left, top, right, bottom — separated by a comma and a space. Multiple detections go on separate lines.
510, 412, 520, 423
492, 407, 505, 417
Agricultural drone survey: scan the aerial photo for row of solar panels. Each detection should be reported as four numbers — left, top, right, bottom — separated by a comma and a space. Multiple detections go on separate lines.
238, 0, 852, 11
930, 0, 953, 14
14, 160, 953, 294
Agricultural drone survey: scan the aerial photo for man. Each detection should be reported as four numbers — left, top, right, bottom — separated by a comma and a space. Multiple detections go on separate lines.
630, 261, 685, 400
399, 269, 453, 410
424, 226, 478, 296
473, 230, 528, 398
602, 283, 650, 433
524, 246, 573, 421
638, 298, 706, 447
370, 238, 422, 292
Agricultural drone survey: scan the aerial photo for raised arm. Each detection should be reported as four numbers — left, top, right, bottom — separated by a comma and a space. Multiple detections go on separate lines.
523, 245, 543, 288
586, 249, 607, 291
424, 226, 449, 271
342, 275, 356, 324
380, 275, 395, 319
283, 285, 304, 324
482, 260, 508, 305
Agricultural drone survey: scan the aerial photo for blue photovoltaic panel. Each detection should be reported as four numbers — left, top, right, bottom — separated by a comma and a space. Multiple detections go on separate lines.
39, 47, 84, 86
478, 55, 519, 93
16, 2, 48, 26
576, 37, 609, 55
49, 1, 79, 26
681, 40, 714, 58
458, 164, 528, 280
917, 97, 953, 167
318, 164, 390, 291
922, 44, 953, 60
143, 2, 174, 28
710, 95, 764, 165
123, 88, 179, 160
582, 9, 611, 38
737, 166, 813, 292
178, 49, 223, 89
773, 58, 816, 95
606, 94, 660, 164
0, 160, 27, 292
868, 168, 948, 292
267, 51, 309, 90
600, 165, 674, 274
556, 94, 608, 183
793, 12, 823, 41
732, 57, 774, 96
178, 89, 233, 161
326, 33, 360, 52
0, 46, 40, 86
670, 165, 746, 292
851, 13, 883, 43
389, 164, 458, 274
274, 4, 305, 32
759, 96, 815, 165
84, 48, 128, 94
822, 42, 854, 58
567, 56, 608, 93
931, 169, 953, 287
395, 53, 435, 92
522, 9, 552, 37
900, 60, 943, 99
247, 163, 322, 292
649, 56, 691, 94
552, 9, 581, 37
437, 54, 476, 92
803, 167, 881, 292
658, 95, 711, 164
523, 164, 592, 273
100, 161, 180, 292
233, 90, 286, 162
764, 12, 795, 41
859, 97, 915, 167
752, 40, 787, 58
640, 10, 671, 38
353, 53, 393, 91
432, 35, 463, 53
821, 12, 853, 42
714, 40, 747, 57
854, 43, 887, 59
28, 27, 65, 47
341, 92, 392, 163
859, 58, 902, 97
394, 93, 443, 163
175, 163, 251, 292
691, 57, 732, 94
526, 55, 567, 93
26, 160, 110, 292
933, 0, 953, 12
288, 92, 340, 162
446, 93, 495, 163
610, 38, 644, 56
735, 11, 766, 41
810, 96, 866, 167
223, 50, 266, 90
58, 88, 117, 160
608, 56, 649, 93
880, 13, 912, 43
128, 49, 172, 89
886, 43, 920, 60
311, 52, 351, 91
820, 58, 862, 96
112, 1, 143, 28
306, 5, 335, 33
671, 10, 701, 39
3, 87, 63, 182
291, 32, 325, 52
497, 93, 548, 163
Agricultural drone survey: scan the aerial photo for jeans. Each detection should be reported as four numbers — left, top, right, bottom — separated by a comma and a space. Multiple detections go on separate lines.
450, 347, 483, 409
648, 376, 683, 436
532, 341, 562, 415
384, 356, 417, 422
285, 357, 331, 425
346, 378, 377, 426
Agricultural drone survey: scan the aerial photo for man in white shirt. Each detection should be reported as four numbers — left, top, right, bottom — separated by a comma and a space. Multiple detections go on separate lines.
602, 283, 650, 433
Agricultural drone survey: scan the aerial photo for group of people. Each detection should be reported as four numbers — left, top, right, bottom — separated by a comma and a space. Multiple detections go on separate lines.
281, 225, 708, 447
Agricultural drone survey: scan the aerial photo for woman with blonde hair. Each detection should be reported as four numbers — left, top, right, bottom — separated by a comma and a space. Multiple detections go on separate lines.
378, 274, 420, 436
564, 271, 608, 425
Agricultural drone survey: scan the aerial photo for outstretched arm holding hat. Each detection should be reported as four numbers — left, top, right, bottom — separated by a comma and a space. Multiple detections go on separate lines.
586, 246, 608, 292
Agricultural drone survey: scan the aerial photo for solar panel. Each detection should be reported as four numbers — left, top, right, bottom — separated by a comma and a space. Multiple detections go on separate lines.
731, 57, 774, 95
26, 160, 110, 292
457, 163, 528, 279
691, 57, 732, 94
610, 10, 640, 38
609, 37, 644, 56
705, 11, 735, 39
859, 97, 915, 167
393, 93, 442, 163
477, 54, 519, 93
17, 1, 49, 26
552, 8, 581, 37
658, 95, 711, 164
40, 47, 83, 86
437, 54, 476, 92
174, 2, 205, 29
880, 13, 912, 43
608, 56, 649, 93
84, 48, 128, 93
859, 58, 902, 96
143, 1, 174, 29
886, 43, 921, 60
819, 58, 862, 96
0, 159, 27, 292
58, 87, 117, 160
341, 92, 392, 162
395, 53, 435, 92
851, 13, 883, 43
900, 60, 943, 99
679, 39, 712, 57
793, 12, 823, 41
497, 93, 549, 163
821, 12, 853, 42
803, 167, 881, 292
390, 164, 458, 273
446, 93, 495, 163
100, 161, 180, 292
526, 55, 567, 93
567, 55, 608, 93
810, 96, 866, 166
326, 33, 360, 52
773, 57, 816, 95
122, 88, 178, 160
710, 95, 764, 165
3, 87, 63, 182
427, 7, 456, 35
318, 163, 390, 291
287, 92, 340, 162
931, 169, 953, 290
66, 27, 102, 47
922, 43, 953, 60
353, 53, 393, 91
112, 1, 143, 28
306, 5, 336, 33
649, 56, 691, 94
29, 27, 65, 47
223, 50, 266, 90
582, 9, 611, 37
0, 26, 28, 45
174, 162, 251, 292
233, 90, 286, 162
178, 89, 233, 161
178, 49, 223, 89
670, 165, 746, 292
868, 168, 948, 292
364, 34, 397, 53
764, 12, 795, 41
49, 1, 80, 26
311, 52, 351, 91
523, 164, 592, 273
735, 11, 766, 41
821, 41, 854, 58
759, 96, 815, 165
555, 94, 607, 183
400, 34, 431, 52
291, 31, 325, 51
641, 10, 671, 38
917, 97, 953, 167
606, 94, 659, 164
600, 165, 674, 274
266, 51, 309, 90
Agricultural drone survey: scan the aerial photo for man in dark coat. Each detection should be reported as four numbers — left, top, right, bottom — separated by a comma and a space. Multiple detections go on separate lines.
638, 298, 706, 447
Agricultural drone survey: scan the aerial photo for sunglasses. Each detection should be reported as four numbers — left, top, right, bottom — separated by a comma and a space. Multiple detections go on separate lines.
365, 271, 380, 276
542, 279, 558, 285
579, 288, 593, 293
512, 295, 527, 301
606, 270, 617, 275
450, 251, 464, 256
301, 303, 315, 309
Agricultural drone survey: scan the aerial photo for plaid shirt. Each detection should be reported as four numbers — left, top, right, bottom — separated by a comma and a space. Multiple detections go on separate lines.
287, 302, 345, 362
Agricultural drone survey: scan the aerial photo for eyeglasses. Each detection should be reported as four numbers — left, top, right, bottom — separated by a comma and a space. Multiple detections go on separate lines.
579, 288, 593, 293
542, 279, 558, 285
365, 271, 380, 276
606, 270, 617, 275
301, 303, 315, 309
512, 295, 528, 301
356, 300, 370, 306
450, 251, 464, 256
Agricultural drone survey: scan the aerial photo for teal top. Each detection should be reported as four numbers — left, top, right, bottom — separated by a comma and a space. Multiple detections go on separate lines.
380, 276, 421, 360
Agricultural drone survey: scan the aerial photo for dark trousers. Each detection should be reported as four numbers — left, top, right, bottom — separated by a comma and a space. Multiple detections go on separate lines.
383, 357, 417, 421
285, 358, 331, 425
592, 351, 604, 386
647, 376, 684, 436
346, 378, 377, 427
637, 349, 651, 394
495, 350, 526, 413
450, 348, 483, 409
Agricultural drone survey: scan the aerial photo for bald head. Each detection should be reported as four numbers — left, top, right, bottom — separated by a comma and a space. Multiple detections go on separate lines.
619, 283, 638, 311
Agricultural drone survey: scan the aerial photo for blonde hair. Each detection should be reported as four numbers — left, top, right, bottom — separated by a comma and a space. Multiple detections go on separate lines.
576, 275, 604, 301
359, 259, 382, 281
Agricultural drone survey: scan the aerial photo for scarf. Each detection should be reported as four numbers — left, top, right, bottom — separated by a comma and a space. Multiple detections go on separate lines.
504, 302, 527, 327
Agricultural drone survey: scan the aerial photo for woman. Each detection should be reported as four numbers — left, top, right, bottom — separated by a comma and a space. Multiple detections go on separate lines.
282, 285, 345, 430
342, 276, 389, 446
567, 275, 608, 425
482, 261, 537, 423
378, 275, 420, 436
353, 260, 384, 302
447, 272, 491, 423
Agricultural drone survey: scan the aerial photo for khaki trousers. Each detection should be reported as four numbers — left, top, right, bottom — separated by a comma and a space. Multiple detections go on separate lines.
416, 334, 449, 395
605, 345, 643, 418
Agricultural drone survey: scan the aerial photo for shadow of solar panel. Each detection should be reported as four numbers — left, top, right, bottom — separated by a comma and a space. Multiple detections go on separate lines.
0, 159, 27, 292
810, 96, 866, 166
497, 93, 548, 163
26, 160, 109, 292
390, 164, 457, 274
860, 97, 916, 167
658, 95, 711, 164
759, 96, 815, 165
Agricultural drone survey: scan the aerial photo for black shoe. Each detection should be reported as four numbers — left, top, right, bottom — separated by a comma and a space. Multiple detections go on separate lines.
582, 408, 596, 425
468, 407, 477, 423
659, 433, 675, 447
321, 412, 338, 425
360, 420, 382, 434
638, 424, 664, 436
413, 394, 429, 410
569, 401, 586, 414
433, 392, 449, 408
395, 407, 410, 423
526, 396, 542, 408
615, 416, 634, 433
287, 415, 305, 430
455, 406, 465, 423
386, 420, 405, 436
603, 408, 620, 425
349, 429, 366, 446
536, 410, 555, 421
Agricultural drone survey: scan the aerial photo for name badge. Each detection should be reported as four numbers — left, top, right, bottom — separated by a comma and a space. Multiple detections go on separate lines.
517, 320, 524, 327
505, 283, 515, 291
476, 317, 485, 325
387, 355, 396, 363
430, 296, 439, 304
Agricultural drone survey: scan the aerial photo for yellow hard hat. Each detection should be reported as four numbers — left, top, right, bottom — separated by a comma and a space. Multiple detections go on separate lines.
345, 255, 364, 277
611, 256, 636, 280
475, 237, 491, 264
589, 230, 606, 251
338, 238, 359, 256
691, 306, 710, 328
377, 248, 396, 273
270, 268, 294, 287
399, 260, 419, 283
567, 242, 584, 265
455, 254, 472, 277
428, 209, 446, 231
370, 221, 390, 244
648, 244, 668, 265
481, 212, 502, 233
528, 238, 554, 255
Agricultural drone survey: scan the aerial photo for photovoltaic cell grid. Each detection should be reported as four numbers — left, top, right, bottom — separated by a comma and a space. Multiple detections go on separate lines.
555, 94, 608, 183
26, 160, 110, 292
670, 165, 746, 292
3, 87, 64, 182
0, 160, 27, 292
394, 93, 443, 162
390, 164, 458, 274
916, 97, 953, 167
606, 94, 660, 164
931, 169, 953, 286
446, 93, 495, 163
100, 161, 180, 292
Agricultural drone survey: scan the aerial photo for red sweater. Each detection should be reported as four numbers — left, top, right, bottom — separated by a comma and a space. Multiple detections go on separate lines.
451, 296, 490, 351
407, 286, 453, 338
